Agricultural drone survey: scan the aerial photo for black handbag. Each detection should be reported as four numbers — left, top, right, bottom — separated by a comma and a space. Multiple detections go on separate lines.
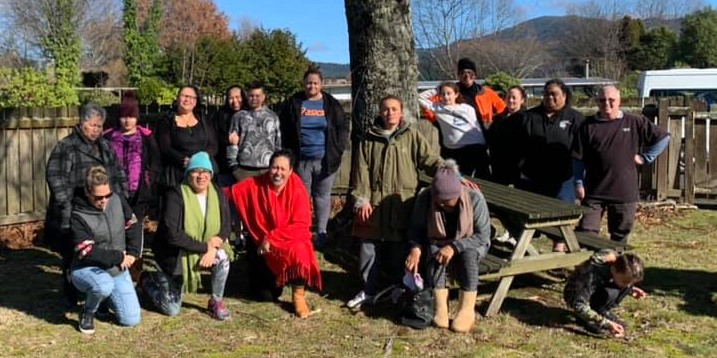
399, 287, 434, 329
399, 265, 444, 329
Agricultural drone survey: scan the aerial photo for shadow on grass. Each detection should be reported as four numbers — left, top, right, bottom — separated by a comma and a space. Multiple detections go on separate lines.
493, 296, 574, 328
642, 267, 717, 318
0, 246, 74, 326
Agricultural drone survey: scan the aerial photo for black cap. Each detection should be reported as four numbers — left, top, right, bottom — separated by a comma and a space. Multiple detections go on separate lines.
457, 58, 477, 73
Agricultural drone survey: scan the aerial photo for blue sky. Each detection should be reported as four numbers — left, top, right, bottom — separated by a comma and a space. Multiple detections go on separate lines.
215, 0, 717, 64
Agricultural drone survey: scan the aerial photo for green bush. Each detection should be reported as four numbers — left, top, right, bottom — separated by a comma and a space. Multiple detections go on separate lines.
78, 89, 120, 107
137, 77, 176, 105
484, 72, 522, 96
0, 67, 80, 108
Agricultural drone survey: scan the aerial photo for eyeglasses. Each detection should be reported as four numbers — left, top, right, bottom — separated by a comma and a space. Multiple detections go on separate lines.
180, 94, 197, 100
89, 192, 113, 201
596, 98, 617, 103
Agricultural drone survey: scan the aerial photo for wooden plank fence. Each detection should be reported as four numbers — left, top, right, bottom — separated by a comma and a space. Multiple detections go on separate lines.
0, 108, 79, 226
1, 99, 714, 227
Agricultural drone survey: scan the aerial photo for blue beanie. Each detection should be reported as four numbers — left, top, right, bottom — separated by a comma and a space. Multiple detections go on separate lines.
185, 151, 213, 177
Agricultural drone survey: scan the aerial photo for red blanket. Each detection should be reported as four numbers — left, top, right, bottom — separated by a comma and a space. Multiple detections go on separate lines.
227, 173, 322, 291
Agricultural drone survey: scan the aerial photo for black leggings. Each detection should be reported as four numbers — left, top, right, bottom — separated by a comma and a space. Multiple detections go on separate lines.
244, 239, 283, 301
441, 144, 490, 179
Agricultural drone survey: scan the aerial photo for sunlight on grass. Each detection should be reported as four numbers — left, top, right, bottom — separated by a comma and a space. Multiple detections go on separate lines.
0, 210, 716, 357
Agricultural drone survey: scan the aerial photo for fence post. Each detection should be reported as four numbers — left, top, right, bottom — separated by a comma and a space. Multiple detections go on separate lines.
655, 99, 669, 201
684, 109, 695, 205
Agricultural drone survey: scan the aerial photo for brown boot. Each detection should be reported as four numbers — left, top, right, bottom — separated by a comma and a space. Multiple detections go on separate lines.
450, 290, 477, 333
292, 286, 310, 318
433, 288, 449, 328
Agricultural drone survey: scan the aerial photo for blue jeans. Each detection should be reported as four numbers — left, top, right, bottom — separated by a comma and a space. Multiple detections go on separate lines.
70, 267, 141, 326
297, 158, 337, 234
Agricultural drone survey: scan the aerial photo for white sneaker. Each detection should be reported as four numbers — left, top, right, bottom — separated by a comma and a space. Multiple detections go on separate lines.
495, 231, 517, 247
347, 290, 372, 308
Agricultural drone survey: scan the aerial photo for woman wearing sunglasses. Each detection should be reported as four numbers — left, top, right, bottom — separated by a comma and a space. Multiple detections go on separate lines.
68, 166, 142, 334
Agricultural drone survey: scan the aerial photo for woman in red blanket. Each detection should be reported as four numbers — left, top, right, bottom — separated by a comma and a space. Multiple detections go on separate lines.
226, 149, 322, 318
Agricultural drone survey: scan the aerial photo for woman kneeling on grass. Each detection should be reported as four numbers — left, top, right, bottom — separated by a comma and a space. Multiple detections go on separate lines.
143, 151, 234, 320
69, 166, 142, 334
226, 149, 322, 318
405, 161, 491, 333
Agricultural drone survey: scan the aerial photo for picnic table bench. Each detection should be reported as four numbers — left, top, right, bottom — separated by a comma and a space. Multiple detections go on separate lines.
536, 227, 634, 252
478, 253, 508, 276
471, 179, 594, 317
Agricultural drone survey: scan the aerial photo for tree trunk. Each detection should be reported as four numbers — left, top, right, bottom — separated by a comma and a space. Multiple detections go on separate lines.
344, 0, 419, 137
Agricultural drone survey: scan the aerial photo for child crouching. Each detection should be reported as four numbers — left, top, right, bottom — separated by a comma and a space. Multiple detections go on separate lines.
563, 249, 647, 337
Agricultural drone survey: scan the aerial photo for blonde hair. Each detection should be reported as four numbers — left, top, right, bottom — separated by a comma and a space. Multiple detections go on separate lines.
85, 166, 110, 191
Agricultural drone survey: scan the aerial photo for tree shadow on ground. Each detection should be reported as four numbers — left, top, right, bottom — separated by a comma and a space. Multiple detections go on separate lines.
642, 267, 717, 318
0, 246, 74, 326
482, 283, 597, 338
490, 296, 574, 328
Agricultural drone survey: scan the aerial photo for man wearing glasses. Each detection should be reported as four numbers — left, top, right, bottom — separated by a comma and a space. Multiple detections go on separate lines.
572, 85, 670, 244
455, 57, 506, 129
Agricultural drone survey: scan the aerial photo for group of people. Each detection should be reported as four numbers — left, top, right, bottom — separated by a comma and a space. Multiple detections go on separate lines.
44, 67, 344, 334
44, 58, 662, 338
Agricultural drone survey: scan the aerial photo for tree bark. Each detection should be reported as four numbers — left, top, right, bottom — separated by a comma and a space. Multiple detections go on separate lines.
344, 0, 419, 137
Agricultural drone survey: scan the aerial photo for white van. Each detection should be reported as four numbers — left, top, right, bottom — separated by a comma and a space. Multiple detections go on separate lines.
638, 68, 717, 107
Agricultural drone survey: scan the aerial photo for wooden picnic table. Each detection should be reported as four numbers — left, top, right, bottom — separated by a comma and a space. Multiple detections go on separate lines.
472, 179, 594, 317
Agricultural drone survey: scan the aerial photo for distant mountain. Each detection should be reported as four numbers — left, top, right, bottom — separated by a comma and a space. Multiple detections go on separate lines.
315, 16, 683, 80
493, 15, 681, 43
313, 62, 350, 79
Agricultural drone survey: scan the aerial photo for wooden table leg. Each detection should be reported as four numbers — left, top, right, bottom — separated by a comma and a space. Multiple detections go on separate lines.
559, 225, 581, 253
485, 276, 516, 317
511, 228, 536, 260
485, 228, 535, 317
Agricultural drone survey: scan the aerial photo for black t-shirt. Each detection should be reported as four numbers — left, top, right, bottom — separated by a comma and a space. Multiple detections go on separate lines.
519, 105, 585, 191
572, 112, 668, 202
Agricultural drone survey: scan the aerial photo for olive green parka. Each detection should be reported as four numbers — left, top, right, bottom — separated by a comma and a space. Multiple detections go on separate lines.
352, 118, 443, 242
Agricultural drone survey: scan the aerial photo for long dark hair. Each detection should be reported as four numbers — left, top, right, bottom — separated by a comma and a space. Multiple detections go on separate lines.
222, 85, 245, 112
174, 85, 204, 117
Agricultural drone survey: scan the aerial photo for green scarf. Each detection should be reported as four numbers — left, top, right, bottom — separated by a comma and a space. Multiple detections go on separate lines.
180, 183, 233, 293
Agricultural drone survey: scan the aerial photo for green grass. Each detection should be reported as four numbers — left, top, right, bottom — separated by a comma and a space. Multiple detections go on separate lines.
1, 209, 716, 357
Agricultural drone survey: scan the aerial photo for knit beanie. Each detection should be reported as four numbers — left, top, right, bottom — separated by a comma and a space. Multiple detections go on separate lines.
457, 58, 477, 73
185, 151, 213, 177
431, 160, 462, 201
118, 91, 140, 119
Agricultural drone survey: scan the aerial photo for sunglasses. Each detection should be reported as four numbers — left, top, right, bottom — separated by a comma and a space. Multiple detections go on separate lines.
89, 191, 113, 201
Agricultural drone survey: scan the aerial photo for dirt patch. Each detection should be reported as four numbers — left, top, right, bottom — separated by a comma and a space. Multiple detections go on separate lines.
0, 218, 160, 251
635, 203, 687, 227
0, 221, 44, 249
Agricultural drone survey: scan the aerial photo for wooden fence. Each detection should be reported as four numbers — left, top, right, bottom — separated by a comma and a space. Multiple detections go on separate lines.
0, 107, 79, 226
637, 99, 716, 204
1, 100, 714, 226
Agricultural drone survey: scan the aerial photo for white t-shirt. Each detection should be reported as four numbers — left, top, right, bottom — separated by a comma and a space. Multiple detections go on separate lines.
196, 193, 207, 217
418, 88, 485, 149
